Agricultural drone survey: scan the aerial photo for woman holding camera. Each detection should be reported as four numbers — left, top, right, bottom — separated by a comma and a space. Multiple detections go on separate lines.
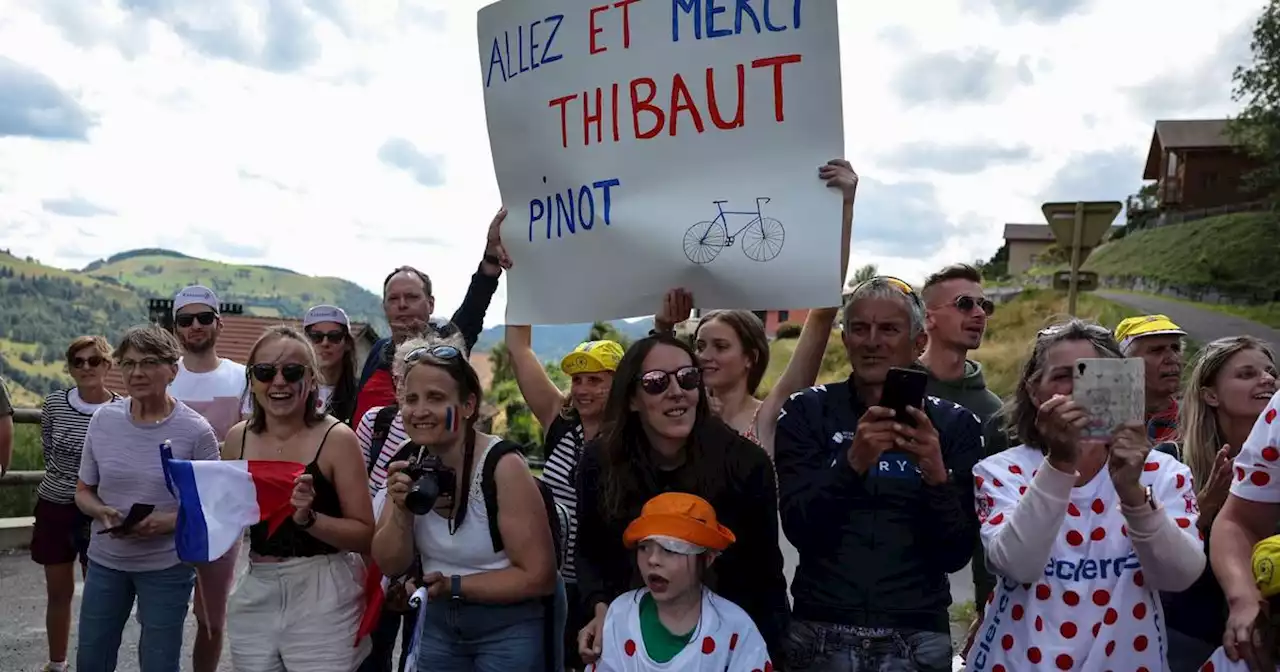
223, 326, 375, 672
372, 335, 558, 670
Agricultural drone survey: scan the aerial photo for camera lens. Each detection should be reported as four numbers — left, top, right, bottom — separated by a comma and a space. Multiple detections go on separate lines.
404, 473, 440, 516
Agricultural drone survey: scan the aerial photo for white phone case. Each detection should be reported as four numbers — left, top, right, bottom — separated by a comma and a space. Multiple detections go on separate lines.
1073, 358, 1146, 439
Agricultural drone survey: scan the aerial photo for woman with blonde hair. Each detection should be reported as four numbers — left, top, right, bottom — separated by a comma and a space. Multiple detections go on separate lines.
1156, 336, 1276, 668
224, 325, 375, 671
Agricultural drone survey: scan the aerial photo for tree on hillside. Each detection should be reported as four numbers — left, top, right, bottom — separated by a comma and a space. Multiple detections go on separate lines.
1229, 0, 1280, 200
845, 263, 878, 292
977, 243, 1010, 281
588, 321, 632, 349
1122, 182, 1159, 234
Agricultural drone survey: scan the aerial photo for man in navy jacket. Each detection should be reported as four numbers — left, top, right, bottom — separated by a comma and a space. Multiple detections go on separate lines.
774, 276, 982, 671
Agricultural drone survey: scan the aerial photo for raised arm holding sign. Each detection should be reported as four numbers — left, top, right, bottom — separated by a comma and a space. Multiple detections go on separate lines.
478, 0, 844, 324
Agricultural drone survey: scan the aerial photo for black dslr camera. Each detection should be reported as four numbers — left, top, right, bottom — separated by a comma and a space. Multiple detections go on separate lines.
401, 454, 457, 516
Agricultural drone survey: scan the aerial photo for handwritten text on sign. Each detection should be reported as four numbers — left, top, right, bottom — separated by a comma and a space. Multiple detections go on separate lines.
478, 0, 843, 324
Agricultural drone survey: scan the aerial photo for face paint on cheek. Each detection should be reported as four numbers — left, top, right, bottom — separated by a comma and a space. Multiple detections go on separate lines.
445, 405, 458, 434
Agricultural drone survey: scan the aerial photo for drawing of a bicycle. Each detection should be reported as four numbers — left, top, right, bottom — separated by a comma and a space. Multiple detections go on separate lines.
682, 198, 785, 264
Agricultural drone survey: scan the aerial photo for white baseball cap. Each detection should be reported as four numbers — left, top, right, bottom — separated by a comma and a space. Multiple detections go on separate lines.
303, 305, 350, 330
173, 285, 219, 314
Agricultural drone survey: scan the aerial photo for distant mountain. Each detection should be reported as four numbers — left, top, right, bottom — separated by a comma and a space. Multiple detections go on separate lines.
80, 250, 388, 334
0, 248, 387, 405
472, 319, 655, 361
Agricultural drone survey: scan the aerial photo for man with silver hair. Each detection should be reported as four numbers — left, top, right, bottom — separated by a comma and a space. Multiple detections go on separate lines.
774, 276, 983, 671
1114, 314, 1187, 443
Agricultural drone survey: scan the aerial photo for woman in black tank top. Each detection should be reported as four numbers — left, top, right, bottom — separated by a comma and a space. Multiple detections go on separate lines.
221, 326, 376, 672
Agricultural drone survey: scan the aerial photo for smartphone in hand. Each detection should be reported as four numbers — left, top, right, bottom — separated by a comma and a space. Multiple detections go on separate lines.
1073, 358, 1145, 440
880, 367, 930, 427
98, 503, 156, 535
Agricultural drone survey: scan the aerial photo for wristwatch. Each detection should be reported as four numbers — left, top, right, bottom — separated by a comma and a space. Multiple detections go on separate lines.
296, 509, 317, 530
450, 574, 463, 601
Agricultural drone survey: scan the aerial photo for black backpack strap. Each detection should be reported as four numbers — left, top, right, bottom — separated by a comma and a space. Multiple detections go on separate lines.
366, 405, 400, 476
481, 440, 526, 553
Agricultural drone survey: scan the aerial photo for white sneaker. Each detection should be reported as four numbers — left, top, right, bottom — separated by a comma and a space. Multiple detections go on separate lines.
42, 662, 68, 672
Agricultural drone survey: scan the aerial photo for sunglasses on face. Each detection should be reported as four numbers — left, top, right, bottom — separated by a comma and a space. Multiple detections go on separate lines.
404, 345, 463, 364
638, 366, 701, 396
71, 356, 105, 369
175, 311, 217, 328
307, 330, 345, 345
951, 295, 994, 316
250, 363, 308, 384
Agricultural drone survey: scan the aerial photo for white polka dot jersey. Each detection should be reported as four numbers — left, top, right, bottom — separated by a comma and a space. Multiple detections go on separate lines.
592, 588, 772, 672
1229, 390, 1280, 503
964, 445, 1200, 672
1198, 645, 1274, 670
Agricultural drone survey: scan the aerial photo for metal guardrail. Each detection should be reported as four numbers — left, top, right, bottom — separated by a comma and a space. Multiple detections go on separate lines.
0, 406, 547, 484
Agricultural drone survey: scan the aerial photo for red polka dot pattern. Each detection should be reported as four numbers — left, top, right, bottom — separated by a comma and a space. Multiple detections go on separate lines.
1066, 530, 1084, 546
1056, 653, 1074, 670
625, 640, 636, 656
1264, 446, 1280, 462
1062, 590, 1079, 606
1090, 527, 1106, 541
988, 512, 1005, 526
1027, 647, 1042, 664
1091, 498, 1105, 514
1252, 470, 1272, 487
1143, 461, 1159, 472
1134, 634, 1149, 651
729, 633, 738, 650
701, 637, 715, 654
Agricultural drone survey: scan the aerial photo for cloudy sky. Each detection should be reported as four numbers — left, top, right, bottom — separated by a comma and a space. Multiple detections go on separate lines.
0, 0, 1258, 324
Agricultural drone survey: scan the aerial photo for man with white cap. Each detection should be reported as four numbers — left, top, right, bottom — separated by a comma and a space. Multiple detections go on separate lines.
168, 284, 246, 672
1114, 314, 1188, 443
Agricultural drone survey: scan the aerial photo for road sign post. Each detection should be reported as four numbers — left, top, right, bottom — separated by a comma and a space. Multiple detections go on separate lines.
1042, 201, 1122, 316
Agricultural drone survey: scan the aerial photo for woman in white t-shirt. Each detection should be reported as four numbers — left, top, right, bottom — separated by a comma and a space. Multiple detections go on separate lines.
964, 319, 1205, 672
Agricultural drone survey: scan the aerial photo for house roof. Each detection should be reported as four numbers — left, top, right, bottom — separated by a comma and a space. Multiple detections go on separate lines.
1143, 119, 1239, 179
1003, 223, 1056, 243
103, 315, 376, 395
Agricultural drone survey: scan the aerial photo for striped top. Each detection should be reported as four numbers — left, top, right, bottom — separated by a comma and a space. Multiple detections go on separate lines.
540, 415, 585, 583
355, 406, 409, 496
38, 389, 118, 503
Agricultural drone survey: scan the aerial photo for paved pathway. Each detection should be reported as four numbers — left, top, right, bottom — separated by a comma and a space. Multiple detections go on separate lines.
1098, 291, 1280, 345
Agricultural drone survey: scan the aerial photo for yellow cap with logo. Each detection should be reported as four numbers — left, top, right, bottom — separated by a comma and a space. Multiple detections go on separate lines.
1114, 314, 1186, 351
560, 340, 625, 376
1254, 535, 1280, 599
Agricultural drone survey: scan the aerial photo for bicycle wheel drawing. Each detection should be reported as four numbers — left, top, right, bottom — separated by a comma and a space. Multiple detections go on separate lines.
741, 217, 785, 262
683, 220, 726, 264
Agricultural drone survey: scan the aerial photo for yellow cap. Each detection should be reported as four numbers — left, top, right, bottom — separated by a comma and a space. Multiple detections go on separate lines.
560, 340, 625, 376
1254, 535, 1280, 599
1114, 314, 1186, 350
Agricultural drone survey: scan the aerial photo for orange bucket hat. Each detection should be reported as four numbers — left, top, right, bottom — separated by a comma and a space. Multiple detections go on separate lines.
622, 492, 736, 554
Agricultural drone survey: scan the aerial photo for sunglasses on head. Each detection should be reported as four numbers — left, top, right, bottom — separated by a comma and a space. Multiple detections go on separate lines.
71, 355, 105, 369
638, 366, 701, 396
1037, 323, 1111, 338
951, 295, 995, 316
175, 311, 217, 328
404, 345, 463, 364
306, 329, 345, 345
853, 276, 923, 307
250, 363, 308, 384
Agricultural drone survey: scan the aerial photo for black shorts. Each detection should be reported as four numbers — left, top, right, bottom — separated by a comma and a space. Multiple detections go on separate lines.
31, 498, 90, 566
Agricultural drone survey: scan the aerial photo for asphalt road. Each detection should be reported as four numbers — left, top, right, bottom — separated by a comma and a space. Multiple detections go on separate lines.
0, 530, 974, 671
1098, 291, 1280, 345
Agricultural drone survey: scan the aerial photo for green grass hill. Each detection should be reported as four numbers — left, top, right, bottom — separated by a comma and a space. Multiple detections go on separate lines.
1080, 212, 1279, 300
0, 248, 386, 405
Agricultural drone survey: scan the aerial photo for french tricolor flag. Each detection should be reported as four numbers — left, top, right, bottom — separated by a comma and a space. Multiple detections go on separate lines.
160, 442, 303, 563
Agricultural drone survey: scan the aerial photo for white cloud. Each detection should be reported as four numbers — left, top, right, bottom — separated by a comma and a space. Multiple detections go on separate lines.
0, 0, 1260, 317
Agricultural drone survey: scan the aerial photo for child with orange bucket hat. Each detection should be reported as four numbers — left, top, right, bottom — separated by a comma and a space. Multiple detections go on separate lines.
591, 492, 773, 672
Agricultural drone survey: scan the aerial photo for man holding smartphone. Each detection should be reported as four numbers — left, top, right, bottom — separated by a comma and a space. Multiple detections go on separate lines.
1114, 314, 1187, 442
774, 276, 983, 671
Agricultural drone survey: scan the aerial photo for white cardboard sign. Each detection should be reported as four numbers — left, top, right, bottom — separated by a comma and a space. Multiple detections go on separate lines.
478, 0, 845, 324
